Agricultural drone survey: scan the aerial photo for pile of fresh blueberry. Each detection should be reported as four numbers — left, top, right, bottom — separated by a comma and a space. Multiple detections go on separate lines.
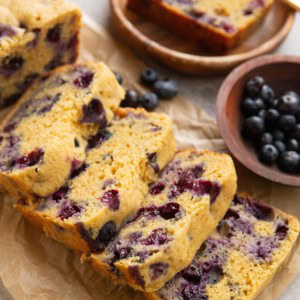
114, 67, 178, 112
241, 76, 300, 173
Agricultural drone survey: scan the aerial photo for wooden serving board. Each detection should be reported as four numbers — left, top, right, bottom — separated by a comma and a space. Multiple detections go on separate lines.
110, 0, 295, 75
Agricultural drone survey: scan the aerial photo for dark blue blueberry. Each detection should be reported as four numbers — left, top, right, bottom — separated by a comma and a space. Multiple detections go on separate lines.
242, 98, 264, 116
258, 109, 267, 119
278, 151, 300, 173
259, 144, 278, 164
260, 84, 275, 106
113, 71, 123, 85
277, 91, 300, 115
246, 76, 265, 97
154, 79, 178, 99
290, 124, 300, 141
286, 139, 299, 152
260, 133, 273, 145
265, 108, 280, 126
276, 223, 289, 240
87, 129, 112, 149
272, 129, 285, 141
120, 89, 140, 108
158, 202, 180, 220
278, 115, 296, 132
140, 67, 159, 86
141, 92, 159, 111
273, 140, 286, 154
243, 116, 265, 137
97, 221, 117, 243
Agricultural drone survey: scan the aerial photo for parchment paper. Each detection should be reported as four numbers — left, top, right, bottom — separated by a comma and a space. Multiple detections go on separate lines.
0, 16, 299, 300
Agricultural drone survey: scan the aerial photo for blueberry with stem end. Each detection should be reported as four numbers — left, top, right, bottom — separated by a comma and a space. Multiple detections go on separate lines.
140, 92, 159, 111
259, 144, 279, 164
140, 67, 159, 86
277, 92, 300, 115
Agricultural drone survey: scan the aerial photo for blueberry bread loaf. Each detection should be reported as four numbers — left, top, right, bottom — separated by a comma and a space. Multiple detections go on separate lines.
90, 149, 237, 292
0, 62, 124, 204
128, 0, 273, 52
145, 195, 300, 300
15, 108, 176, 253
0, 0, 81, 106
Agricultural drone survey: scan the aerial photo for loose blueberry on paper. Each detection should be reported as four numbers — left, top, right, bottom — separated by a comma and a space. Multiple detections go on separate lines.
241, 76, 300, 173
116, 67, 178, 112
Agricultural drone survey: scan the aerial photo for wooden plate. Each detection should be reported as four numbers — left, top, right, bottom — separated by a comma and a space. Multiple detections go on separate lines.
216, 55, 300, 187
110, 0, 295, 75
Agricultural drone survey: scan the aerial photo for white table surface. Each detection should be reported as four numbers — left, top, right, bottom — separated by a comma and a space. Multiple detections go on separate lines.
1, 1, 299, 299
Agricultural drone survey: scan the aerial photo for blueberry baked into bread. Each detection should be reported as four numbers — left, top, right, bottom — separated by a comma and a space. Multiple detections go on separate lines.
0, 62, 124, 204
0, 0, 81, 107
91, 149, 237, 292
145, 195, 300, 300
15, 107, 176, 253
128, 0, 274, 52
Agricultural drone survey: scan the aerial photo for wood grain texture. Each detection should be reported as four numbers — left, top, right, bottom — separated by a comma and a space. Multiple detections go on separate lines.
110, 0, 295, 75
217, 55, 300, 187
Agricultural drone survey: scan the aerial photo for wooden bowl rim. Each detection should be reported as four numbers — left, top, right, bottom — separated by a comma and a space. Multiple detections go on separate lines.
110, 0, 295, 68
217, 55, 300, 187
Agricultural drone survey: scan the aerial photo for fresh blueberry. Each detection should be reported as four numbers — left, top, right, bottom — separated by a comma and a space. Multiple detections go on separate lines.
259, 144, 279, 164
265, 108, 280, 126
258, 109, 267, 119
278, 151, 300, 173
260, 84, 275, 106
113, 71, 123, 85
140, 67, 159, 86
278, 115, 296, 131
272, 129, 285, 141
246, 76, 265, 97
260, 133, 273, 145
120, 89, 140, 108
140, 92, 159, 111
243, 116, 265, 137
274, 140, 286, 154
153, 79, 178, 99
286, 139, 299, 152
242, 98, 264, 116
277, 92, 300, 115
290, 124, 300, 141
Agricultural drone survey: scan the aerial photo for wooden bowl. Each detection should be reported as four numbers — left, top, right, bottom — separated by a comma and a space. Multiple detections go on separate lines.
217, 55, 300, 187
110, 0, 295, 75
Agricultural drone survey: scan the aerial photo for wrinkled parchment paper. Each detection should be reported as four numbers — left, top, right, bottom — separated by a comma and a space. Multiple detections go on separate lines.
0, 16, 299, 300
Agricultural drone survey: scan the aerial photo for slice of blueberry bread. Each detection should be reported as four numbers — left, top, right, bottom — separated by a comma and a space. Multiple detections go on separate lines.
0, 0, 81, 107
128, 0, 273, 52
15, 108, 176, 253
90, 149, 237, 292
0, 62, 124, 204
144, 195, 300, 300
